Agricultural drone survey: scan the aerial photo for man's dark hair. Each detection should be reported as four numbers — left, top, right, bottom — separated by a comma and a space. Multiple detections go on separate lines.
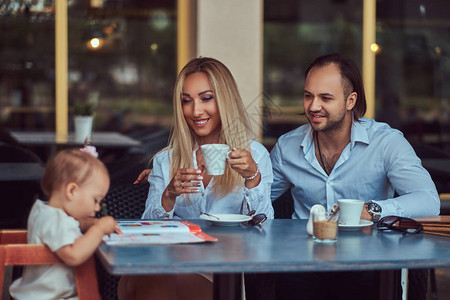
305, 53, 367, 120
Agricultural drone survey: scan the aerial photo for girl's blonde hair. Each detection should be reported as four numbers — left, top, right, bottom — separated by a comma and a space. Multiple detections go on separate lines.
41, 148, 109, 196
169, 57, 252, 196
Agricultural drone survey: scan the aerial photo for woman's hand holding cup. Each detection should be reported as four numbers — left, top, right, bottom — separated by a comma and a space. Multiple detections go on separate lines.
162, 168, 203, 211
199, 144, 260, 188
227, 148, 260, 188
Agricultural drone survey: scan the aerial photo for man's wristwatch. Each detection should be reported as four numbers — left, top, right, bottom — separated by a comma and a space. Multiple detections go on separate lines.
366, 201, 382, 222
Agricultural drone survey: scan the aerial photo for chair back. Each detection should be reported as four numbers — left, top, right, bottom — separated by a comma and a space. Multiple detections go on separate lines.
0, 143, 43, 229
272, 189, 294, 219
96, 181, 150, 300
0, 142, 43, 163
0, 230, 100, 300
101, 182, 150, 219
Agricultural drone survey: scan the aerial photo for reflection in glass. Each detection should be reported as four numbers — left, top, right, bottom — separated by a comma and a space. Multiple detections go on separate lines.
263, 0, 450, 195
0, 1, 56, 131
375, 0, 450, 195
0, 1, 176, 136
263, 0, 363, 146
68, 0, 176, 134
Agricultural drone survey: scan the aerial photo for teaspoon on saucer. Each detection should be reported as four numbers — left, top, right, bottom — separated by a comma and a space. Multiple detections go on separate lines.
200, 212, 221, 220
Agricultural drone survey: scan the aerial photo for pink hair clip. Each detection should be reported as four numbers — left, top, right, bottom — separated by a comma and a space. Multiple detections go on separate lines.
80, 138, 98, 157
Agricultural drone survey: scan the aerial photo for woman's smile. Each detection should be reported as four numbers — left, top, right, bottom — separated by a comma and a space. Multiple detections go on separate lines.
182, 72, 222, 143
193, 118, 210, 126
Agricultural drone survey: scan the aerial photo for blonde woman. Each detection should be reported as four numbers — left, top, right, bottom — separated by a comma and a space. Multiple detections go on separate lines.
118, 57, 273, 300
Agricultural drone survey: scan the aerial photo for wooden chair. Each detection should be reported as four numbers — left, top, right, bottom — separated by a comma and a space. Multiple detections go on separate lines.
0, 230, 100, 300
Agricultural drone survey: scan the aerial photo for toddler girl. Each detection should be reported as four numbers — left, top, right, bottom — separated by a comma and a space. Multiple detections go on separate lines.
10, 147, 121, 300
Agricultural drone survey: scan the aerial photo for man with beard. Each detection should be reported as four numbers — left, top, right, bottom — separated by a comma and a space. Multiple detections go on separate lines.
269, 53, 439, 299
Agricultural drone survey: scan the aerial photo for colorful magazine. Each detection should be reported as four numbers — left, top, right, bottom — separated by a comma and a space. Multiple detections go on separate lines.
103, 220, 218, 245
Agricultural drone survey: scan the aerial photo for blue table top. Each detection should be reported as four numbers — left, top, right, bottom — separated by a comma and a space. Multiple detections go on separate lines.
97, 219, 450, 275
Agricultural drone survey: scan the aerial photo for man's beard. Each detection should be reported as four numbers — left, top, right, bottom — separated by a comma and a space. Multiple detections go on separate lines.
308, 108, 347, 133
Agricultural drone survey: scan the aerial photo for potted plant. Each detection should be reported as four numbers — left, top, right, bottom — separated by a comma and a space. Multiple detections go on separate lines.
73, 92, 98, 142
74, 101, 96, 116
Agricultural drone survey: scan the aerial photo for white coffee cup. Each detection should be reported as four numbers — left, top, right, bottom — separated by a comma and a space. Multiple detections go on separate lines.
337, 199, 364, 225
200, 144, 230, 175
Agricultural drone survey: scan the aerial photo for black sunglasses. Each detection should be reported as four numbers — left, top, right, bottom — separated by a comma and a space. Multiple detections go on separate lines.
377, 216, 423, 234
247, 214, 267, 227
246, 209, 267, 227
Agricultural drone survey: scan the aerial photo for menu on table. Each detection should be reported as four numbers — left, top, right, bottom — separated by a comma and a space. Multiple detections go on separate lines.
103, 220, 218, 245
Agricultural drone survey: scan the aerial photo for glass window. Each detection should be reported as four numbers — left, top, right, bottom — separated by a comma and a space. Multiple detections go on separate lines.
0, 1, 56, 132
264, 0, 450, 194
375, 0, 449, 153
376, 0, 450, 194
263, 0, 363, 147
68, 0, 176, 134
0, 0, 176, 138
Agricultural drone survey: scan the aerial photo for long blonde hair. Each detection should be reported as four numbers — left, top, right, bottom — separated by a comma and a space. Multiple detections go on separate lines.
168, 57, 252, 197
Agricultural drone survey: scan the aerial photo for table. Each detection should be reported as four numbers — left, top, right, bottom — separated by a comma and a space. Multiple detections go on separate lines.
97, 219, 450, 300
10, 131, 142, 160
10, 131, 141, 148
0, 163, 44, 181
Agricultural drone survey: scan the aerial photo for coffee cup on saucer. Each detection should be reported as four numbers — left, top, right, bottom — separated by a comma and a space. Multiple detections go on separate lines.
337, 199, 364, 226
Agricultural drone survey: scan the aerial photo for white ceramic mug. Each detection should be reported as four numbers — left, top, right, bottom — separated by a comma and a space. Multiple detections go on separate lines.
200, 144, 230, 175
337, 199, 364, 225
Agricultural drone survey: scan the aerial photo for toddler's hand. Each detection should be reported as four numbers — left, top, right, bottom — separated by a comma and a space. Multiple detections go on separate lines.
96, 216, 121, 236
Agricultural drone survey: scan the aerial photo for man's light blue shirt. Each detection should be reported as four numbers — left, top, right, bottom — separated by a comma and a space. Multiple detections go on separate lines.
270, 118, 440, 219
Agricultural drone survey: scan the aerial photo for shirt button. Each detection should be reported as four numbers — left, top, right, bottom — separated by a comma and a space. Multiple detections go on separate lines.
246, 193, 249, 196
201, 192, 205, 196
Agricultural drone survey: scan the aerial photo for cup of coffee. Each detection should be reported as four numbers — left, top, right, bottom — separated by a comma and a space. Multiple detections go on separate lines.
200, 144, 230, 175
337, 199, 364, 225
312, 212, 338, 243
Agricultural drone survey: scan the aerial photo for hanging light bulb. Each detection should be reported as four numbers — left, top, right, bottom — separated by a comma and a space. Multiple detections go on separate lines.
90, 0, 103, 8
84, 24, 106, 50
370, 42, 381, 54
90, 38, 100, 48
87, 37, 104, 50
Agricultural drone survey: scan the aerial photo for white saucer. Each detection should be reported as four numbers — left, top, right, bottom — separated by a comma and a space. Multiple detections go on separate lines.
200, 214, 252, 226
338, 219, 374, 231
